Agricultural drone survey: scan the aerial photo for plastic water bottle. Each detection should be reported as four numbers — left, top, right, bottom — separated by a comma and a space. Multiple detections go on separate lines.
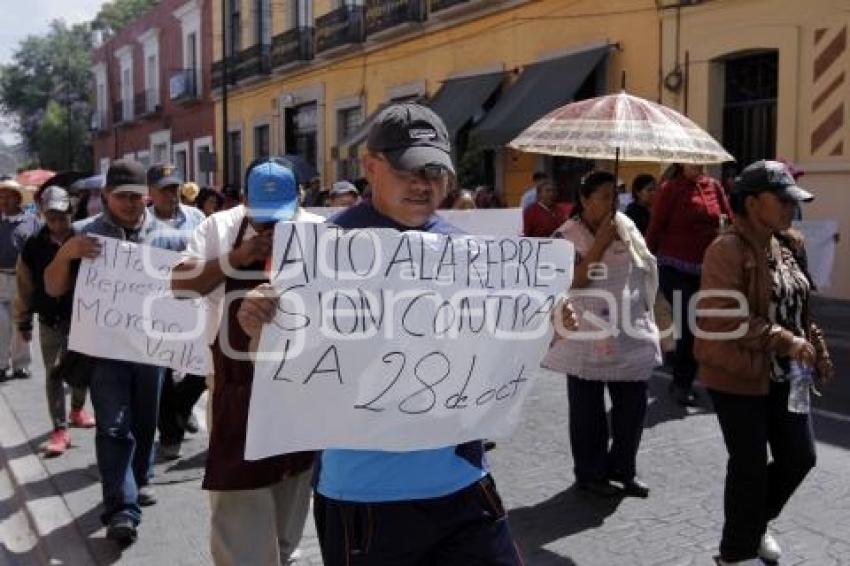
787, 360, 814, 414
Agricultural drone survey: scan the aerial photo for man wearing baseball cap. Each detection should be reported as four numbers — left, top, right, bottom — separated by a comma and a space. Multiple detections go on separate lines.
15, 186, 95, 457
145, 164, 207, 461
327, 180, 361, 208
236, 104, 576, 564
170, 157, 323, 565
44, 159, 167, 545
0, 177, 38, 380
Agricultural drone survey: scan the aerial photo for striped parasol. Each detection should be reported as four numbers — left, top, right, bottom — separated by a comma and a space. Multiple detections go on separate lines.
509, 91, 733, 165
16, 168, 56, 188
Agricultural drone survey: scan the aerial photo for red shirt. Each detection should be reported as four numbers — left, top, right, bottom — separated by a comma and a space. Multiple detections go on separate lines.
646, 175, 732, 269
523, 202, 573, 237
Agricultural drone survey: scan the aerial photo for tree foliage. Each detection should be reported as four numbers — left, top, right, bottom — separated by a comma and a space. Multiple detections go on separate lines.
0, 0, 158, 170
36, 101, 92, 171
93, 0, 159, 34
0, 21, 93, 169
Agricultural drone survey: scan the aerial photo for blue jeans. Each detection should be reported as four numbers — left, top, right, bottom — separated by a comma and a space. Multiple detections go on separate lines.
89, 359, 163, 525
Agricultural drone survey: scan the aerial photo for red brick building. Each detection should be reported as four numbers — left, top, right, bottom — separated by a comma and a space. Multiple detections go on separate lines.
91, 0, 216, 186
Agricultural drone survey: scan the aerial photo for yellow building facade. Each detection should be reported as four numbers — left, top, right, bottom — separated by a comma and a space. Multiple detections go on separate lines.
660, 0, 850, 299
212, 0, 850, 299
211, 0, 661, 204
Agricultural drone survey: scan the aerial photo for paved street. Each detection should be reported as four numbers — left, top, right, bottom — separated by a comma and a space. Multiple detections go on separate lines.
2, 297, 850, 565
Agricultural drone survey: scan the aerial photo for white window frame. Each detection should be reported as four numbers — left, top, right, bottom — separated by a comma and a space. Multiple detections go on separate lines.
92, 63, 108, 128
99, 158, 111, 175
149, 129, 172, 165
334, 95, 364, 179
252, 117, 272, 161
136, 149, 151, 169
278, 83, 326, 180
137, 28, 160, 111
115, 45, 134, 121
174, 0, 203, 98
193, 135, 214, 186
172, 141, 191, 181
227, 124, 244, 189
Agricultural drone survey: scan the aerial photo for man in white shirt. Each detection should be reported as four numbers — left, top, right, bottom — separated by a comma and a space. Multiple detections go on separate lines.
172, 157, 323, 566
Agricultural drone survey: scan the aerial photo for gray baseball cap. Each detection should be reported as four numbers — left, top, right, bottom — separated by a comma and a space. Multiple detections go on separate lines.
734, 160, 814, 202
40, 186, 71, 213
366, 103, 455, 175
106, 160, 148, 195
330, 181, 358, 196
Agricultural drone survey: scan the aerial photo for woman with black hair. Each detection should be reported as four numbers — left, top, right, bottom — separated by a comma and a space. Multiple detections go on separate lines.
695, 160, 833, 565
625, 174, 657, 235
195, 187, 225, 217
543, 171, 661, 498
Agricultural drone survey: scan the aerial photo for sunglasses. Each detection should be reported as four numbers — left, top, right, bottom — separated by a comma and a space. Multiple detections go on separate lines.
379, 156, 451, 184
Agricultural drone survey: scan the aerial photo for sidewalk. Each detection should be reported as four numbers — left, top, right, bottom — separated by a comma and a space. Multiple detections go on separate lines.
2, 299, 850, 565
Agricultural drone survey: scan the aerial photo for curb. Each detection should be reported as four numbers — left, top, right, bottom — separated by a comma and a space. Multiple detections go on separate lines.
0, 386, 97, 566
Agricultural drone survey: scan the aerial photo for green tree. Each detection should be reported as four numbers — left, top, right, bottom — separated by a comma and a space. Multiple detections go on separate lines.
35, 101, 92, 171
93, 0, 159, 34
0, 20, 93, 170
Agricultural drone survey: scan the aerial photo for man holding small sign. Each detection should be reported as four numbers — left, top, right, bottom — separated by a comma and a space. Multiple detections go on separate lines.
45, 160, 167, 545
238, 104, 578, 565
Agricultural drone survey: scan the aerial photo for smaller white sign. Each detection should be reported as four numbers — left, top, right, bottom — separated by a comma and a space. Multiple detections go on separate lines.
69, 236, 212, 375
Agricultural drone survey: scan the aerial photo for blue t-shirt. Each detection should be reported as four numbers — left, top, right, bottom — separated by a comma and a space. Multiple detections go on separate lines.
317, 201, 488, 502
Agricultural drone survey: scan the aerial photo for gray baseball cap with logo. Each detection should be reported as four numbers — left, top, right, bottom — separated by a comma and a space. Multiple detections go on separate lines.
366, 103, 455, 175
734, 160, 814, 202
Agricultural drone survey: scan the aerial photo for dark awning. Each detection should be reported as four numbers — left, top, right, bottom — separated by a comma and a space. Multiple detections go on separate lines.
471, 45, 610, 147
427, 71, 506, 139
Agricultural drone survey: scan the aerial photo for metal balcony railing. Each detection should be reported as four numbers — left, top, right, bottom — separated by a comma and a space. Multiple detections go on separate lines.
429, 0, 474, 13
365, 0, 427, 35
316, 4, 365, 54
112, 101, 127, 124
169, 69, 198, 101
271, 26, 314, 68
134, 90, 161, 117
233, 43, 272, 81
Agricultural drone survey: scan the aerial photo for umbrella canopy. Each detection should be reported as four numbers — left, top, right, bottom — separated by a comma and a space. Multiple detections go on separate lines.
16, 168, 56, 187
509, 92, 733, 164
71, 174, 105, 191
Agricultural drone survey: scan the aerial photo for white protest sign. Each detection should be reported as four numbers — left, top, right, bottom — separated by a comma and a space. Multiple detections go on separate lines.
795, 220, 838, 290
244, 223, 573, 459
307, 207, 523, 237
69, 236, 212, 375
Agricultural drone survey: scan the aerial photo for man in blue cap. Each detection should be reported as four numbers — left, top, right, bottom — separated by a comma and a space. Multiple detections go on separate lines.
171, 157, 322, 565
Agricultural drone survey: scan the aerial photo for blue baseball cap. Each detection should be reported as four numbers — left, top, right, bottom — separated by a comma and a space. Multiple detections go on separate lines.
246, 160, 298, 223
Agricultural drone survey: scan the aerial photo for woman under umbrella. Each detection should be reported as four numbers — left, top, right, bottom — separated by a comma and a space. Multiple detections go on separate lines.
543, 171, 661, 498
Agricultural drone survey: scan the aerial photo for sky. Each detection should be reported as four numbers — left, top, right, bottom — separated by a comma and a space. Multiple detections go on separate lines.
1, 0, 106, 144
